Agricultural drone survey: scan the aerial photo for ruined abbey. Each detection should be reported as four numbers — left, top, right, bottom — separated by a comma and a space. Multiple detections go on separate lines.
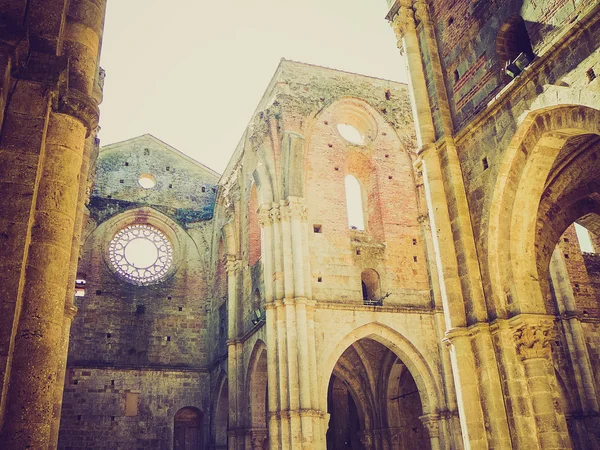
0, 0, 599, 449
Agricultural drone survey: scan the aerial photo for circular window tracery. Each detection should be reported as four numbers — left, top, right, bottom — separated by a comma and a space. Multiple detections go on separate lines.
108, 224, 173, 285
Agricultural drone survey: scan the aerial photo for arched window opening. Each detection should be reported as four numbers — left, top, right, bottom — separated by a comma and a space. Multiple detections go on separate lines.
496, 15, 534, 78
248, 184, 262, 266
174, 407, 203, 450
361, 269, 381, 305
574, 223, 595, 253
345, 175, 365, 231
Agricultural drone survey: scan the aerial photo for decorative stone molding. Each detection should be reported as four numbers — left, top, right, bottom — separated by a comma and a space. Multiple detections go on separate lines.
58, 88, 100, 137
391, 6, 416, 52
420, 414, 441, 437
514, 323, 555, 360
258, 206, 272, 226
413, 0, 432, 26
64, 303, 78, 320
250, 429, 268, 450
287, 198, 308, 220
226, 256, 242, 275
269, 207, 281, 224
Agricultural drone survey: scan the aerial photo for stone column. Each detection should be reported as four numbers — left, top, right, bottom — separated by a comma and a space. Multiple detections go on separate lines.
226, 256, 242, 450
549, 249, 599, 413
0, 109, 88, 448
442, 329, 488, 450
490, 319, 539, 449
260, 206, 280, 449
420, 414, 442, 450
48, 129, 96, 448
514, 322, 571, 449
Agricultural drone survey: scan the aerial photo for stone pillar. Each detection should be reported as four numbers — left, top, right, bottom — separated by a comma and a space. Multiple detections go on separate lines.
226, 256, 242, 450
550, 249, 599, 413
491, 319, 539, 449
420, 414, 442, 450
49, 130, 96, 448
442, 330, 488, 450
0, 108, 92, 448
514, 322, 571, 449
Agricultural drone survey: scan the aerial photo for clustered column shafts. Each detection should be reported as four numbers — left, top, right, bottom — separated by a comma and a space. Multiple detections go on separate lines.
257, 196, 323, 449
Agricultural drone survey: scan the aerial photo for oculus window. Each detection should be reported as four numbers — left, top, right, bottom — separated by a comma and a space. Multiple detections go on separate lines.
108, 224, 173, 285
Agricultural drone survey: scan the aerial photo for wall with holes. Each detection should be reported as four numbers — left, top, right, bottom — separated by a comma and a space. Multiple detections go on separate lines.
58, 135, 219, 449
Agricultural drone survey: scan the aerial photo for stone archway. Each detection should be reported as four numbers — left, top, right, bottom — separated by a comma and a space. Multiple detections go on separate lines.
247, 341, 268, 449
321, 323, 441, 450
213, 377, 229, 449
174, 407, 204, 450
326, 338, 432, 450
487, 105, 600, 317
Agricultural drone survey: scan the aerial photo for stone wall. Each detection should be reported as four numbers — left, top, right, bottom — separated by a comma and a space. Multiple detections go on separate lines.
58, 135, 219, 449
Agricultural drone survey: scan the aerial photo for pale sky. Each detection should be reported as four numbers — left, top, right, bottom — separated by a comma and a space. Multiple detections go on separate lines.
98, 0, 406, 174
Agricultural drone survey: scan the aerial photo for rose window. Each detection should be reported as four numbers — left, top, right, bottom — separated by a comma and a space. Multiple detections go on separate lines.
108, 224, 173, 285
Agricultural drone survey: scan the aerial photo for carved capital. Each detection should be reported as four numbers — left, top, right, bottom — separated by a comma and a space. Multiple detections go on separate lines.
226, 256, 242, 275
258, 206, 272, 226
269, 206, 281, 223
288, 198, 307, 220
514, 323, 555, 360
420, 414, 441, 437
391, 6, 416, 50
413, 0, 432, 26
250, 429, 268, 449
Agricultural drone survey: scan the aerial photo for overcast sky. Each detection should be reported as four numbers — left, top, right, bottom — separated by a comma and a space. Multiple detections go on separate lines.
98, 0, 406, 174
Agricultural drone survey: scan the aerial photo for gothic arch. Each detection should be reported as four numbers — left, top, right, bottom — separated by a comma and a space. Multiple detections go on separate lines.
487, 105, 600, 317
320, 322, 441, 416
212, 374, 229, 447
246, 340, 268, 430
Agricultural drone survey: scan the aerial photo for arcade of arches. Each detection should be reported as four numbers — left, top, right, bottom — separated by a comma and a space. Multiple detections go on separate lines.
0, 1, 599, 450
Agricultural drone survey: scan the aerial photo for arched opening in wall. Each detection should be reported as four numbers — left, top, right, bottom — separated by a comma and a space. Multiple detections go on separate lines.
247, 342, 268, 449
361, 269, 381, 305
174, 407, 204, 450
496, 15, 534, 79
326, 338, 431, 450
248, 183, 261, 267
488, 106, 600, 448
345, 175, 365, 231
550, 217, 600, 318
213, 378, 229, 449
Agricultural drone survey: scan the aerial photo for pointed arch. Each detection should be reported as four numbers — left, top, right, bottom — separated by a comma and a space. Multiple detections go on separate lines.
487, 105, 600, 317
246, 340, 268, 430
320, 322, 441, 415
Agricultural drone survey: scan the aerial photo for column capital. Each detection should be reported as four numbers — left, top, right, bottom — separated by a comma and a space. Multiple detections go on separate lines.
249, 428, 268, 449
413, 0, 432, 26
226, 256, 242, 275
269, 206, 281, 223
391, 5, 416, 50
287, 197, 308, 220
420, 413, 441, 437
258, 205, 272, 226
514, 322, 555, 360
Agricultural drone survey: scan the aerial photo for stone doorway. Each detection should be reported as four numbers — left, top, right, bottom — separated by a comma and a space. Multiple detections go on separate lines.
174, 407, 204, 450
